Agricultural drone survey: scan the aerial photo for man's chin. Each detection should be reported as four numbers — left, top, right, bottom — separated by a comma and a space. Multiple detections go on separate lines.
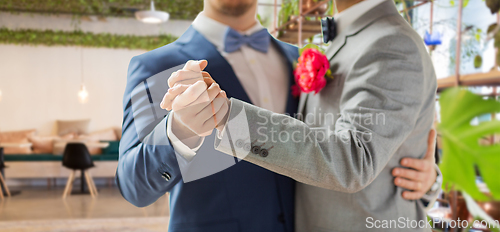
214, 1, 254, 17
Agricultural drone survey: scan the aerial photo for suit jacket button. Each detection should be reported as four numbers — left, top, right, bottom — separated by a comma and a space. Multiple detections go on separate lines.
251, 146, 260, 154
162, 172, 171, 181
243, 143, 251, 152
235, 139, 244, 148
259, 149, 268, 157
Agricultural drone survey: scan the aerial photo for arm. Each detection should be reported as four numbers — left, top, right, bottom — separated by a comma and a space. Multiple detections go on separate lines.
215, 35, 432, 193
116, 56, 182, 207
116, 58, 228, 207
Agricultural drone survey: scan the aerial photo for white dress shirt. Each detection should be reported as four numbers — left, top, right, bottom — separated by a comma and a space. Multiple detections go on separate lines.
167, 13, 290, 160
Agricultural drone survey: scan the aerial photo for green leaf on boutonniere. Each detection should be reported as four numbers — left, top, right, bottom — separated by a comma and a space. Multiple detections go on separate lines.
438, 88, 500, 201
325, 69, 333, 79
299, 43, 325, 55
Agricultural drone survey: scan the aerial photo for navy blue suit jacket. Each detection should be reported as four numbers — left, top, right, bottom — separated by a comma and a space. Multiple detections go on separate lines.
116, 26, 300, 232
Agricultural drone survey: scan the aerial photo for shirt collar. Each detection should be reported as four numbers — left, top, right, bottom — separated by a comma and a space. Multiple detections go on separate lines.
335, 0, 387, 35
191, 13, 265, 50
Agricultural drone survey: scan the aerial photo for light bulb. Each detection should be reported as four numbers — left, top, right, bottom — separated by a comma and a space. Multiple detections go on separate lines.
141, 17, 163, 24
78, 84, 89, 104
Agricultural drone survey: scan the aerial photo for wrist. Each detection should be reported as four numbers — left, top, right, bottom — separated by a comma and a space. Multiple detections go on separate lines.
426, 170, 442, 195
216, 99, 231, 131
171, 113, 202, 148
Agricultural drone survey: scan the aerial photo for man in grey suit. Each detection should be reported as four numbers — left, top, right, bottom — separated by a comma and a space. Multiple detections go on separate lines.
164, 0, 439, 231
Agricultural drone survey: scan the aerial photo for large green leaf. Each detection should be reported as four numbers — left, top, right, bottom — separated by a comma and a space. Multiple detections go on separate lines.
299, 43, 324, 55
438, 88, 500, 201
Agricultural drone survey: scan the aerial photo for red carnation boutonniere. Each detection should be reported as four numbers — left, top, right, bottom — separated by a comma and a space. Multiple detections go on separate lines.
291, 44, 333, 97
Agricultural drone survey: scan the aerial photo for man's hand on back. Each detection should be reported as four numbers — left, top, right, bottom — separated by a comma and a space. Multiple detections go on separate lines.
392, 129, 438, 200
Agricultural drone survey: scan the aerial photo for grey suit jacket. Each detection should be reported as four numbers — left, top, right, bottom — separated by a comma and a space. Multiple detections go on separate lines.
215, 1, 437, 231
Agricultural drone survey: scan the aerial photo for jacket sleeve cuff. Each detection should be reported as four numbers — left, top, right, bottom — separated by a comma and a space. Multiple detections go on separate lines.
214, 98, 252, 160
166, 112, 204, 161
421, 164, 442, 211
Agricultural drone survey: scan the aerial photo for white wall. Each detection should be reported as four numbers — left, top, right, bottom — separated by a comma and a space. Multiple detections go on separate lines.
0, 11, 193, 136
0, 44, 145, 135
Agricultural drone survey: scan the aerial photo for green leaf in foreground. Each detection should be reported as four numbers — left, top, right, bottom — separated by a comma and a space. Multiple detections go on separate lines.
299, 43, 324, 55
438, 88, 500, 201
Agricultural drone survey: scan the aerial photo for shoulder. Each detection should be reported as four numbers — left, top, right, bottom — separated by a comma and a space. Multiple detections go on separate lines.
274, 39, 300, 59
360, 15, 427, 58
129, 41, 186, 76
126, 40, 189, 89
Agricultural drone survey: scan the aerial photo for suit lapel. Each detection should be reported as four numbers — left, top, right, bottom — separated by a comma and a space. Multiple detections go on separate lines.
271, 38, 299, 115
297, 92, 310, 116
177, 26, 252, 104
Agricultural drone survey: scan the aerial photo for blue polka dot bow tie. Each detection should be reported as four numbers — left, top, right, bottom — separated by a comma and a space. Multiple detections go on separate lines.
321, 17, 337, 43
224, 28, 271, 53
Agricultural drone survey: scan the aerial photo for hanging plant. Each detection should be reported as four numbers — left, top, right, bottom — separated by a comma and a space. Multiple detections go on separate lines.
0, 28, 177, 50
0, 0, 202, 20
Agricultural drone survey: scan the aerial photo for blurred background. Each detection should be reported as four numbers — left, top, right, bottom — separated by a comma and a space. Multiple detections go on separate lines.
0, 0, 499, 231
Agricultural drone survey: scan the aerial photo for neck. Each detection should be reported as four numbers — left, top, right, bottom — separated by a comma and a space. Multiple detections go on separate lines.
336, 0, 364, 12
203, 4, 258, 31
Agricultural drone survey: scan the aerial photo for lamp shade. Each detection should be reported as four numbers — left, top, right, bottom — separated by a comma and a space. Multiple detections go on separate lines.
135, 1, 169, 24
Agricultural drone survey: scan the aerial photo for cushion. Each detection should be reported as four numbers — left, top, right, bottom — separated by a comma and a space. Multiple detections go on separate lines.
52, 133, 82, 155
0, 129, 36, 154
29, 135, 57, 154
57, 119, 90, 136
89, 128, 118, 141
76, 134, 102, 155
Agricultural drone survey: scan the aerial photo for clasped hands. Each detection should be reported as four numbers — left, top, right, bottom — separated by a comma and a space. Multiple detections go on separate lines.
160, 60, 230, 141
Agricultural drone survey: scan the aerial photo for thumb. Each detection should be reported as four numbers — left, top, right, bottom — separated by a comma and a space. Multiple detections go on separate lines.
424, 129, 437, 160
183, 60, 208, 72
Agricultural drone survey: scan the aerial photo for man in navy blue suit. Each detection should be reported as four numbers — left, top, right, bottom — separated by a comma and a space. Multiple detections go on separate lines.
116, 0, 440, 231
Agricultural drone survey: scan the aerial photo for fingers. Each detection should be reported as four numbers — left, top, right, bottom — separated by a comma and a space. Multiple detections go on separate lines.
196, 92, 229, 136
394, 177, 423, 192
162, 71, 218, 110
167, 60, 209, 88
401, 190, 425, 200
172, 81, 208, 111
395, 129, 438, 200
198, 91, 226, 123
168, 70, 204, 88
400, 156, 433, 172
214, 93, 229, 128
392, 168, 423, 182
160, 84, 190, 110
202, 71, 215, 86
185, 82, 221, 109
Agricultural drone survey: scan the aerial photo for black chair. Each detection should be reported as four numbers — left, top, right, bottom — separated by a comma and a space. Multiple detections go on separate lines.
0, 147, 10, 199
62, 143, 97, 198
